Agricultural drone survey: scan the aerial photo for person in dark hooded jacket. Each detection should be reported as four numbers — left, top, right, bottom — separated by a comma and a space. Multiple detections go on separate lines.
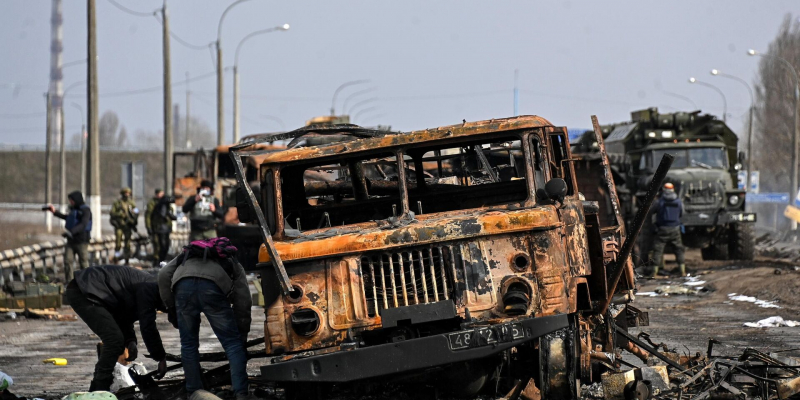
65, 265, 170, 391
650, 182, 686, 277
48, 190, 92, 281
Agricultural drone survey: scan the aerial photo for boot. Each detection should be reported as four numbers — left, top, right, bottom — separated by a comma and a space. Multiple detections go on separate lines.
679, 264, 687, 277
649, 265, 659, 279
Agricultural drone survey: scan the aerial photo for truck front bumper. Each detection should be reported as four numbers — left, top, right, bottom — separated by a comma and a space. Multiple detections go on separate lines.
259, 314, 569, 383
682, 210, 756, 226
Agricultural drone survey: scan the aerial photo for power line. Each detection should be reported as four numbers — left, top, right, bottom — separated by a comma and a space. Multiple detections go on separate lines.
151, 14, 211, 51
64, 71, 216, 98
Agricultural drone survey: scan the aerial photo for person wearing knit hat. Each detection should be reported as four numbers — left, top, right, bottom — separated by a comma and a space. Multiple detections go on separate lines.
649, 182, 686, 277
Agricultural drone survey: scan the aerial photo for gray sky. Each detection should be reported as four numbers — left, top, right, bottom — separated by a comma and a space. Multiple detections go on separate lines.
0, 0, 797, 145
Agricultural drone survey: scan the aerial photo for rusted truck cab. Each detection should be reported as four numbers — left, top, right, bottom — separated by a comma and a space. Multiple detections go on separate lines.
232, 116, 639, 398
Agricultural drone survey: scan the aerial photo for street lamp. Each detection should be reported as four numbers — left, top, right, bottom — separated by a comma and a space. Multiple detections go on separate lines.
216, 0, 252, 146
689, 77, 728, 122
59, 81, 86, 214
347, 97, 378, 116
710, 69, 755, 190
342, 87, 377, 116
331, 80, 370, 116
232, 23, 289, 143
748, 48, 800, 229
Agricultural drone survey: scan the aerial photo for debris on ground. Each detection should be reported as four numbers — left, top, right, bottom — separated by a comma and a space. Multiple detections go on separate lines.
62, 391, 117, 400
0, 372, 11, 390
727, 293, 782, 308
110, 363, 146, 392
0, 308, 77, 321
743, 316, 800, 328
756, 231, 800, 262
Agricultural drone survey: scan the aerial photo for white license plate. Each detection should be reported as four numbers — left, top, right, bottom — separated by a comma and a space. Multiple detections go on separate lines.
447, 323, 525, 350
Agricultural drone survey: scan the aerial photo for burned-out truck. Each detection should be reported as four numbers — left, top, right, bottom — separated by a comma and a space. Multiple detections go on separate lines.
230, 116, 671, 398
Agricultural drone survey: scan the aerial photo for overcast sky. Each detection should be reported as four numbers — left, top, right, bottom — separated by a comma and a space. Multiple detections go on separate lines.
0, 0, 797, 145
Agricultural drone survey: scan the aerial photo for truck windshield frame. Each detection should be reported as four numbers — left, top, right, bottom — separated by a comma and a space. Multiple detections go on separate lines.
262, 133, 535, 236
649, 146, 728, 170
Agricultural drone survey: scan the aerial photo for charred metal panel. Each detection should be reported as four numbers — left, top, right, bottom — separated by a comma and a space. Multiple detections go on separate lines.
454, 241, 496, 312
560, 196, 591, 277
531, 229, 570, 315
258, 208, 561, 264
326, 258, 374, 330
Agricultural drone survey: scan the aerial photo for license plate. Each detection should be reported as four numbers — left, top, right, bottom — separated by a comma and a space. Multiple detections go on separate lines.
447, 323, 525, 350
729, 212, 756, 222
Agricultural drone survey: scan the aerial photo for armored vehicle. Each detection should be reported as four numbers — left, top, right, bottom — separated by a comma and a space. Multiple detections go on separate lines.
573, 108, 755, 262
230, 115, 671, 398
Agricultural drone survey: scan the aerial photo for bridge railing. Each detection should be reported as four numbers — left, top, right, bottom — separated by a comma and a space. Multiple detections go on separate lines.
0, 230, 190, 285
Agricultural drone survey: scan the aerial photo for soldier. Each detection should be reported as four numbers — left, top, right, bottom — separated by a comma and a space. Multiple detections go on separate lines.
182, 180, 224, 241
111, 187, 139, 262
150, 194, 177, 263
145, 189, 165, 262
650, 182, 686, 277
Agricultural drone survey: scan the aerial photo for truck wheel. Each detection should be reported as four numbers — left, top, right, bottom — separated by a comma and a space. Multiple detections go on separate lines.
728, 223, 755, 261
701, 244, 727, 261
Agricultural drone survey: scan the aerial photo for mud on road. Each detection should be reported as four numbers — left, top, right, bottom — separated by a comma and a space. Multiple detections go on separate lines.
1, 250, 799, 398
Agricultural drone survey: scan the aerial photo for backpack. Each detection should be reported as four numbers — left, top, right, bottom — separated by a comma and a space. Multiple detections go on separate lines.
175, 237, 239, 279
66, 204, 92, 232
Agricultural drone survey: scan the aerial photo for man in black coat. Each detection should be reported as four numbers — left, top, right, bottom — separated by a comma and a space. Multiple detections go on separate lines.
65, 265, 169, 391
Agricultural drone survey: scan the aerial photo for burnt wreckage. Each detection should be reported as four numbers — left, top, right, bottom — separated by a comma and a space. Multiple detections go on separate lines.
227, 115, 673, 398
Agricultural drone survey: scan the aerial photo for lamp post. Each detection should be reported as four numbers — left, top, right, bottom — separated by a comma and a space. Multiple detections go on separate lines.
689, 77, 728, 122
710, 69, 755, 190
233, 23, 289, 143
342, 87, 377, 116
60, 80, 86, 216
749, 49, 800, 229
216, 0, 251, 146
331, 80, 369, 116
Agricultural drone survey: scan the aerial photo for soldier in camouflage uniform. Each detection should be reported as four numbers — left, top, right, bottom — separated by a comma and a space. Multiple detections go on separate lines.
182, 180, 224, 241
111, 187, 138, 262
145, 189, 165, 262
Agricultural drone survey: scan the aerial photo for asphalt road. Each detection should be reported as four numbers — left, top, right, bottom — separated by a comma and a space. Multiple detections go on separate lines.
1, 250, 799, 398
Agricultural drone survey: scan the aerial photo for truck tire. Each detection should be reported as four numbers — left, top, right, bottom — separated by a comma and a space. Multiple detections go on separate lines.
728, 223, 755, 261
701, 244, 727, 261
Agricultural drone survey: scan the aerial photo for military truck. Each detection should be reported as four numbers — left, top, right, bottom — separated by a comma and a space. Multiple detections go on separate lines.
572, 108, 755, 262
229, 115, 672, 398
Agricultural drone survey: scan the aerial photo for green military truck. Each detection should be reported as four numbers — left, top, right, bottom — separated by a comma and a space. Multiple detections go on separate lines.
572, 107, 756, 262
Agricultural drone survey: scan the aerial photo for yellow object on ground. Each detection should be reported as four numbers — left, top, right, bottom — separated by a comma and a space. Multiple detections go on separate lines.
42, 358, 68, 365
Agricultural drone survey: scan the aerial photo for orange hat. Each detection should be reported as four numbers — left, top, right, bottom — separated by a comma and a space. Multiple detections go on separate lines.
663, 182, 674, 190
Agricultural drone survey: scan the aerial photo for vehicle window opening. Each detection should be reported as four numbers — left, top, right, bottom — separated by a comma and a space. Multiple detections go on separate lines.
531, 136, 548, 192
262, 169, 277, 234
279, 152, 402, 232
404, 136, 527, 214
649, 147, 728, 170
548, 133, 575, 195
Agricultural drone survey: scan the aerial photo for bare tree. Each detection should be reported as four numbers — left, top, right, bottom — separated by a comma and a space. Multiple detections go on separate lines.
753, 14, 800, 192
98, 110, 127, 146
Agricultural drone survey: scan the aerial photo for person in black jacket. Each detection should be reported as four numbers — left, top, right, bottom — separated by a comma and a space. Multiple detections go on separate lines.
150, 195, 177, 263
65, 265, 170, 391
182, 180, 224, 241
47, 191, 92, 281
650, 182, 686, 277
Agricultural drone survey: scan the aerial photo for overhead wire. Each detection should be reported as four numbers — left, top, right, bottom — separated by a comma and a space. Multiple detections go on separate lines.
64, 71, 217, 98
105, 0, 155, 17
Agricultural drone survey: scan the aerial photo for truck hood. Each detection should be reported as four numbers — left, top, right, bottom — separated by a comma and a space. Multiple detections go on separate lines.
258, 207, 562, 263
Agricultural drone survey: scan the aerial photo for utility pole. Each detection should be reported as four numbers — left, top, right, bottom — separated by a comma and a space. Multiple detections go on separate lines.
162, 1, 173, 196
59, 107, 66, 219
87, 0, 101, 240
44, 92, 53, 232
185, 71, 190, 148
216, 41, 224, 146
233, 63, 239, 143
80, 123, 86, 194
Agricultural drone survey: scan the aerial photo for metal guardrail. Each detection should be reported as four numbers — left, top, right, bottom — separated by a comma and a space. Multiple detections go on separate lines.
0, 203, 112, 212
0, 230, 190, 285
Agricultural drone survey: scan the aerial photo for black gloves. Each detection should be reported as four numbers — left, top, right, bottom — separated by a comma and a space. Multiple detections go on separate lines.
154, 358, 168, 380
125, 340, 138, 361
62, 230, 73, 240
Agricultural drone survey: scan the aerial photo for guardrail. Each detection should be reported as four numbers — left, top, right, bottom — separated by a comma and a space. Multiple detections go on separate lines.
0, 230, 190, 285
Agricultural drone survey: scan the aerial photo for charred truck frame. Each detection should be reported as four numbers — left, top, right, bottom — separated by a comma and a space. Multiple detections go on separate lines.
229, 116, 672, 398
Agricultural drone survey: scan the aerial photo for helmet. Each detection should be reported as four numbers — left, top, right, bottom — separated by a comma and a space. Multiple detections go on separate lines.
663, 182, 674, 190
121, 187, 132, 195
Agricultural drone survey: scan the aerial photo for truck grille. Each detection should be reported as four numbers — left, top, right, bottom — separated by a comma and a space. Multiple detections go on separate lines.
360, 245, 457, 318
685, 186, 719, 205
